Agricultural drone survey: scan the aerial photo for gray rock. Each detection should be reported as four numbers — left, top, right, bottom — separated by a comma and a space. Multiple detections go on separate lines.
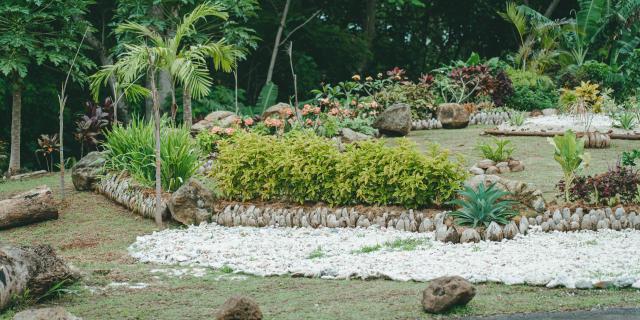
553, 210, 562, 223
340, 128, 372, 144
168, 178, 214, 225
597, 219, 610, 230
570, 221, 580, 231
485, 222, 504, 241
262, 102, 294, 120
611, 220, 622, 231
326, 214, 338, 228
615, 207, 625, 220
477, 159, 496, 169
518, 216, 529, 235
13, 307, 81, 320
356, 216, 371, 228
580, 216, 594, 231
575, 279, 593, 289
562, 208, 571, 220
419, 218, 435, 232
422, 276, 476, 313
485, 166, 499, 174
503, 221, 519, 239
71, 151, 106, 191
541, 108, 557, 116
541, 221, 551, 232
460, 228, 481, 243
469, 166, 485, 175
528, 217, 537, 226
373, 103, 412, 136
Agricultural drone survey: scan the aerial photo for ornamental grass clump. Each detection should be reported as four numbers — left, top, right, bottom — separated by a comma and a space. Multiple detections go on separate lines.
103, 119, 200, 192
213, 131, 466, 208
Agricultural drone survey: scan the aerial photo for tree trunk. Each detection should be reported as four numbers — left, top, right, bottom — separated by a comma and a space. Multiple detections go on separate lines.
0, 186, 58, 230
8, 78, 22, 177
544, 0, 561, 18
0, 244, 78, 311
359, 0, 377, 72
149, 69, 164, 228
183, 87, 192, 129
59, 95, 65, 200
265, 0, 291, 84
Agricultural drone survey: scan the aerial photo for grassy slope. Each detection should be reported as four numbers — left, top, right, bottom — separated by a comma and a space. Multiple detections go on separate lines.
1, 127, 639, 319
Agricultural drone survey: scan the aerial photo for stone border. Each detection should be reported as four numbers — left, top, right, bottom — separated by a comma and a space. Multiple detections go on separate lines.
96, 173, 170, 220
529, 207, 640, 232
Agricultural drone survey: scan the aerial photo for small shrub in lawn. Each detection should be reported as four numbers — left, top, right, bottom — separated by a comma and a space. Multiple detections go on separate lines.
213, 131, 467, 208
623, 149, 640, 166
476, 138, 514, 162
103, 118, 200, 192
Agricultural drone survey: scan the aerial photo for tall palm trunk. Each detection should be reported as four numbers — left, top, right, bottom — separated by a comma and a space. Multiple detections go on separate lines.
8, 77, 22, 176
149, 68, 163, 228
183, 87, 192, 129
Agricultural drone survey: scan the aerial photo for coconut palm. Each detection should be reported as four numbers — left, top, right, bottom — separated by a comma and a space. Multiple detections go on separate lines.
90, 2, 239, 227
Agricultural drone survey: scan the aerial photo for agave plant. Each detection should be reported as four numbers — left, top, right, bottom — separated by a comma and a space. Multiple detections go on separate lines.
448, 183, 518, 228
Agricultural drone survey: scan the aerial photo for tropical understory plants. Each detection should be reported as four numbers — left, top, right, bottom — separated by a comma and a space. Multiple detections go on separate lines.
548, 130, 589, 202
103, 119, 200, 192
558, 164, 640, 206
212, 130, 467, 208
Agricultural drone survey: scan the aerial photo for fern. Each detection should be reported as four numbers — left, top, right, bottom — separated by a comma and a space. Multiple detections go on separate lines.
257, 81, 278, 113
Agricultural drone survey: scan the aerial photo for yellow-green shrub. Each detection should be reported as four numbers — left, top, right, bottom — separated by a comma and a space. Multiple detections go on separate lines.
213, 131, 467, 208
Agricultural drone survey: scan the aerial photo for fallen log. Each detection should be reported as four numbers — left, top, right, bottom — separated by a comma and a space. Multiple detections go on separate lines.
0, 186, 58, 230
0, 244, 79, 311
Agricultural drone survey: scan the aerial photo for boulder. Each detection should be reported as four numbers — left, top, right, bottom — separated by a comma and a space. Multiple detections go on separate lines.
262, 102, 294, 120
71, 151, 106, 191
542, 108, 558, 116
476, 159, 496, 169
192, 111, 238, 133
437, 103, 470, 129
340, 128, 372, 144
216, 295, 263, 320
372, 103, 412, 136
422, 276, 476, 313
13, 307, 81, 320
168, 178, 215, 225
485, 221, 503, 241
459, 228, 481, 243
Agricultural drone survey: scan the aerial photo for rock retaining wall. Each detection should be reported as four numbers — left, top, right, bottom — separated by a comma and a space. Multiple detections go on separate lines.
96, 173, 170, 220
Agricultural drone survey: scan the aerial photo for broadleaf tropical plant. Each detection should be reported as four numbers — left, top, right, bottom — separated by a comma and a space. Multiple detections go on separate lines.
448, 183, 518, 228
548, 130, 590, 202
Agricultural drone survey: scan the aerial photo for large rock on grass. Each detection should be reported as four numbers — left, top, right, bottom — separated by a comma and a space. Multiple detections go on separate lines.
168, 178, 215, 225
437, 103, 470, 129
1, 245, 79, 311
340, 128, 372, 144
71, 151, 106, 191
13, 307, 81, 320
216, 295, 263, 320
372, 103, 412, 136
422, 276, 476, 313
262, 103, 294, 120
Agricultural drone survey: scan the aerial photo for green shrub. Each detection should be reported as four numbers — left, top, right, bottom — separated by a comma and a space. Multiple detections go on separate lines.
374, 83, 436, 119
213, 131, 466, 208
559, 61, 625, 99
548, 130, 589, 202
506, 68, 558, 111
476, 138, 514, 162
448, 183, 518, 228
103, 119, 200, 192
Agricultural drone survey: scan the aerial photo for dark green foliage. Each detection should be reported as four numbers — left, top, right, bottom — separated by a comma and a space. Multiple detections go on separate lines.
506, 68, 558, 111
622, 149, 640, 166
374, 83, 436, 119
103, 119, 200, 192
448, 183, 518, 228
476, 138, 514, 162
558, 165, 640, 205
257, 82, 279, 113
213, 131, 466, 207
558, 61, 625, 98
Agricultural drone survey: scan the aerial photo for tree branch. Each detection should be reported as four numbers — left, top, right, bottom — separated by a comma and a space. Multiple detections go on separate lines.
279, 10, 321, 46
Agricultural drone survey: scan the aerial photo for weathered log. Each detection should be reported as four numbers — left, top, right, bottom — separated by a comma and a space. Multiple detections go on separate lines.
0, 186, 58, 230
96, 173, 170, 220
0, 244, 79, 311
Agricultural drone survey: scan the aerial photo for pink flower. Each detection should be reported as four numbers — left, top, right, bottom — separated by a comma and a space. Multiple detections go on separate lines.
305, 119, 314, 126
243, 118, 254, 126
211, 126, 222, 134
313, 107, 321, 114
224, 128, 235, 135
328, 108, 340, 116
265, 118, 283, 128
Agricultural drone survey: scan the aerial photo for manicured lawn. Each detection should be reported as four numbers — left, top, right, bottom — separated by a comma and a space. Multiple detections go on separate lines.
1, 129, 639, 319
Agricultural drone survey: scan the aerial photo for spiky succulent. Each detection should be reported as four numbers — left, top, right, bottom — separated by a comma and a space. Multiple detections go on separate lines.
448, 183, 518, 227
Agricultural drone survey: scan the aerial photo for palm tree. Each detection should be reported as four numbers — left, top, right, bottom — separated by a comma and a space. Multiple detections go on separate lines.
90, 2, 239, 227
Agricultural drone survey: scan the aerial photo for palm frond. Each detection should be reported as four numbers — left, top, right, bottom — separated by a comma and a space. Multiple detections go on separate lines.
116, 22, 164, 47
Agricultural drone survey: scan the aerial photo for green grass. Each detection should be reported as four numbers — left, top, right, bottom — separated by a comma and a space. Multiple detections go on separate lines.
353, 238, 430, 254
1, 140, 639, 319
403, 126, 639, 200
307, 246, 325, 259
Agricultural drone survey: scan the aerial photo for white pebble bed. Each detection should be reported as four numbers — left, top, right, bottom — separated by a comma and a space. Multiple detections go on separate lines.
129, 224, 640, 289
498, 114, 639, 134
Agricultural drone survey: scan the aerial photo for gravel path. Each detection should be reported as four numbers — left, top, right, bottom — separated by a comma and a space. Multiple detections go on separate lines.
129, 224, 640, 289
498, 114, 640, 135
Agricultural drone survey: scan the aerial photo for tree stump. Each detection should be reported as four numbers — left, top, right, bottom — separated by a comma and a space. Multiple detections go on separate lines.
0, 186, 58, 230
0, 244, 79, 311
